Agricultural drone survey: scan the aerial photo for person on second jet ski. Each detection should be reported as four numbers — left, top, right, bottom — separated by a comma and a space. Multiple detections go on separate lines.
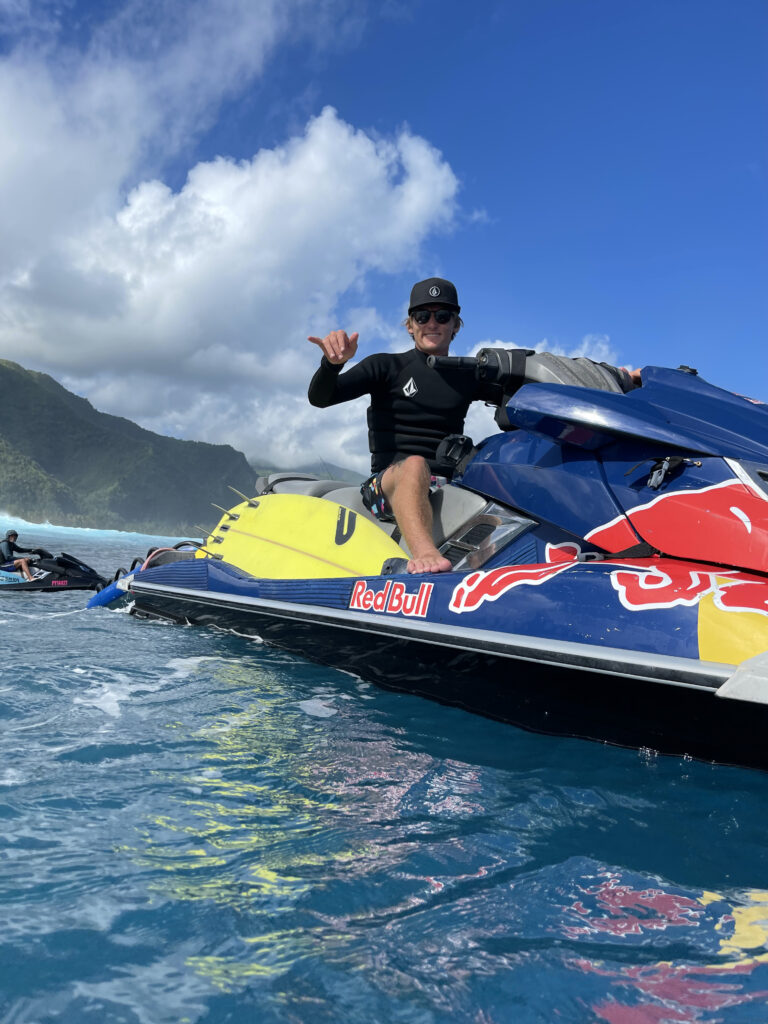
0, 529, 36, 582
308, 277, 641, 575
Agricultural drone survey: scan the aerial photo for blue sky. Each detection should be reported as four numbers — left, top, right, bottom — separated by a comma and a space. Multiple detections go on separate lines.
0, 0, 765, 470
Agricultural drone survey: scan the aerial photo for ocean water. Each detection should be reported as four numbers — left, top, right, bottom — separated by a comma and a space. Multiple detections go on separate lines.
2, 523, 768, 1024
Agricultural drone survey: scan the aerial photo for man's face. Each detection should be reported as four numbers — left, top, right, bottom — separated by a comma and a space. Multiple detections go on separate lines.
408, 305, 457, 356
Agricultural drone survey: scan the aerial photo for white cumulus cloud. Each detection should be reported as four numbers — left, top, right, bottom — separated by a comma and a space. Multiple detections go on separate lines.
3, 107, 458, 469
0, 2, 460, 474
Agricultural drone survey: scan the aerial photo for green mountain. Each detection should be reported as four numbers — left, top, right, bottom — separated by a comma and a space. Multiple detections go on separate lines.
0, 360, 257, 535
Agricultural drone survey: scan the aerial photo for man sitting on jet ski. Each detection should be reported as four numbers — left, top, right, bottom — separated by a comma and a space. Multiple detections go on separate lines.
309, 277, 641, 575
0, 529, 36, 582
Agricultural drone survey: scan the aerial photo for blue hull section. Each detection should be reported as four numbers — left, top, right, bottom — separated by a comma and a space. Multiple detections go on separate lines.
122, 556, 768, 769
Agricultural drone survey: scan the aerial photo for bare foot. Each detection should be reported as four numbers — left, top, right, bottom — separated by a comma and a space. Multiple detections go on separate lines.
407, 551, 452, 574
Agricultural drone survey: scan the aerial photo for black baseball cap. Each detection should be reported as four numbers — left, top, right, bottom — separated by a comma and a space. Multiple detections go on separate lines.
408, 277, 460, 314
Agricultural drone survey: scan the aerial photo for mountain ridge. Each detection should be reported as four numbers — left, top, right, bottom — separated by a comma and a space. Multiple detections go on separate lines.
0, 360, 260, 535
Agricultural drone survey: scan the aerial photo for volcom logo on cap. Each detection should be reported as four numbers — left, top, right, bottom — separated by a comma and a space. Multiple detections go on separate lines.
403, 377, 418, 397
429, 285, 441, 297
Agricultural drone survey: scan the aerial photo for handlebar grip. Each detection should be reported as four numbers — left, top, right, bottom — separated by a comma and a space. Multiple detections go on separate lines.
426, 355, 479, 369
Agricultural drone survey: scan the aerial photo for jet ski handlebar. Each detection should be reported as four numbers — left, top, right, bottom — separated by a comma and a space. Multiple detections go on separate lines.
428, 348, 632, 397
426, 355, 481, 370
427, 348, 533, 397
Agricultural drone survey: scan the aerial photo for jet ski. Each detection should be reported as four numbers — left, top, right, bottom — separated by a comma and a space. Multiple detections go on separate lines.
90, 353, 768, 770
0, 550, 107, 593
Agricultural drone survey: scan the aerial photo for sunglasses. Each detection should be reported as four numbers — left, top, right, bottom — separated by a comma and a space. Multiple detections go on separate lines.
412, 309, 454, 325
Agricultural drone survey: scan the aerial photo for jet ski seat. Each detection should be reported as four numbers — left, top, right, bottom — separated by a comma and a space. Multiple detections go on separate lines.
256, 473, 399, 535
255, 473, 349, 497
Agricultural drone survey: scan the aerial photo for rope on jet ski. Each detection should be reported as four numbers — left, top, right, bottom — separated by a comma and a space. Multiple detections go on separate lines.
139, 541, 206, 571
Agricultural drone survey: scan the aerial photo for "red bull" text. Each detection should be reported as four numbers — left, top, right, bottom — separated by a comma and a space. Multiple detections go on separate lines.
349, 579, 433, 618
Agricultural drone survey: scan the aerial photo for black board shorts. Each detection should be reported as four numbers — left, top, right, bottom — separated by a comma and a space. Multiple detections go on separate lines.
360, 459, 448, 524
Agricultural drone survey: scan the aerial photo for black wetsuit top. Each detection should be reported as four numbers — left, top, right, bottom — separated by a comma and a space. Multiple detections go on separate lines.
0, 537, 32, 562
308, 348, 502, 474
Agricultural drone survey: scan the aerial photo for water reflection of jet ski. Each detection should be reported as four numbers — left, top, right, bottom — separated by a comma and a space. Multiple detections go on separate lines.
91, 353, 768, 770
0, 550, 107, 593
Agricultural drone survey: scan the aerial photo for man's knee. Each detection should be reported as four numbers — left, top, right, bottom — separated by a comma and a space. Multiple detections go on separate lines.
381, 456, 431, 506
388, 455, 430, 486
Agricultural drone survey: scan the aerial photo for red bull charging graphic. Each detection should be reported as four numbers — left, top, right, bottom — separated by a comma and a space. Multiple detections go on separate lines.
611, 562, 768, 615
449, 543, 768, 618
449, 555, 574, 614
588, 478, 768, 573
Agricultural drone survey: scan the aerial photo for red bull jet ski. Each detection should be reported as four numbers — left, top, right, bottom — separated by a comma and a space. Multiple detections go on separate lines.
90, 353, 768, 770
0, 549, 107, 593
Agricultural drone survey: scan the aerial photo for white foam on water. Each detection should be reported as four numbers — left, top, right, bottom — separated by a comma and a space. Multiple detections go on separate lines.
1, 606, 87, 622
73, 672, 138, 717
223, 626, 264, 642
71, 664, 172, 718
2, 893, 129, 939
164, 656, 230, 680
70, 657, 237, 719
109, 600, 136, 615
297, 698, 338, 718
8, 714, 62, 733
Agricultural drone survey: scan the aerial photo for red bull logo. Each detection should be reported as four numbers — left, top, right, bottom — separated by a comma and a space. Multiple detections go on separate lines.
450, 559, 574, 614
611, 562, 768, 616
590, 479, 768, 574
447, 481, 768, 618
545, 541, 582, 563
447, 544, 768, 618
585, 515, 638, 552
349, 579, 433, 618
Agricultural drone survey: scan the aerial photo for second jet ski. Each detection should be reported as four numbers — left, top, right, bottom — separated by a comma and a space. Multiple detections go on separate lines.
0, 550, 107, 593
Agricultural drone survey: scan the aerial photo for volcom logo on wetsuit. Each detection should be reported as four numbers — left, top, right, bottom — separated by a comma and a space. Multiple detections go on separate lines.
402, 377, 418, 397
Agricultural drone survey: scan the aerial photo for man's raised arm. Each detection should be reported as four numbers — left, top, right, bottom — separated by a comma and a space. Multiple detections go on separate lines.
307, 330, 359, 407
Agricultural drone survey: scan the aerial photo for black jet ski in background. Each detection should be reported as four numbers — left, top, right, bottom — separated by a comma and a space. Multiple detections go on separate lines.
0, 550, 107, 593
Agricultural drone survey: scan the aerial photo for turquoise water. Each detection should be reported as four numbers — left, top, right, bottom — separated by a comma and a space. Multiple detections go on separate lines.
2, 523, 768, 1023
